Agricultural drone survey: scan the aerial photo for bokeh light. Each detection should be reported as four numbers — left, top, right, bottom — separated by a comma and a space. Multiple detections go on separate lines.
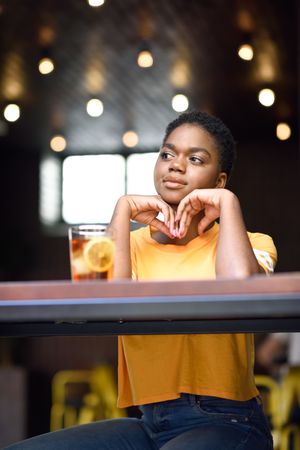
122, 131, 139, 148
276, 123, 291, 141
50, 135, 67, 152
238, 44, 254, 61
172, 94, 189, 112
258, 88, 275, 107
86, 99, 104, 117
87, 0, 105, 7
38, 57, 55, 75
3, 103, 20, 122
137, 50, 154, 68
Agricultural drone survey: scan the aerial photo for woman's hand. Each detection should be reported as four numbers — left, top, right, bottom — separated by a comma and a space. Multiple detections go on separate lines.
109, 195, 176, 278
124, 195, 176, 238
175, 188, 261, 277
175, 189, 233, 238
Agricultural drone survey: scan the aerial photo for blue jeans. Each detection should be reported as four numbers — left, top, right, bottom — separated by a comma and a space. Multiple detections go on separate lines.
3, 395, 273, 450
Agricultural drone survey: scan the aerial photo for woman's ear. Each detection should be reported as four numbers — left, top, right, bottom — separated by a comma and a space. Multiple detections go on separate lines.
215, 172, 227, 188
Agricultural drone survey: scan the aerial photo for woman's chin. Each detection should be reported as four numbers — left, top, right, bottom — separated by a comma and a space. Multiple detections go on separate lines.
159, 193, 182, 206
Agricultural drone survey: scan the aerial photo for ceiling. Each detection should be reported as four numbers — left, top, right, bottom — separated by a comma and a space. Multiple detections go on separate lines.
0, 0, 298, 155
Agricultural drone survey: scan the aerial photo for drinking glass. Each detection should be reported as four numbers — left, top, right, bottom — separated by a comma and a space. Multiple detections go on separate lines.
68, 224, 115, 281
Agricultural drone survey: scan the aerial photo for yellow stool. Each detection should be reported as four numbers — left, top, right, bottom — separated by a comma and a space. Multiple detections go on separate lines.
78, 365, 125, 424
255, 375, 282, 449
281, 367, 300, 426
280, 424, 300, 450
50, 365, 125, 431
279, 367, 300, 450
50, 370, 93, 431
255, 370, 300, 450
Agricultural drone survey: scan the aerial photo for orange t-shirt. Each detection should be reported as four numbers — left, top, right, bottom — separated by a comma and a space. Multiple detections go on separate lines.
117, 223, 277, 408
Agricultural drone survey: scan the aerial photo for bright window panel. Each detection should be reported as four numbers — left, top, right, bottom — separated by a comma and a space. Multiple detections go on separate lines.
127, 152, 158, 195
39, 157, 61, 225
62, 155, 125, 224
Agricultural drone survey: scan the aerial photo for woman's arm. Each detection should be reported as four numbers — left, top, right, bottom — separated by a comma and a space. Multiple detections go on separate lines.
109, 195, 175, 279
109, 196, 132, 279
214, 190, 262, 277
175, 188, 262, 278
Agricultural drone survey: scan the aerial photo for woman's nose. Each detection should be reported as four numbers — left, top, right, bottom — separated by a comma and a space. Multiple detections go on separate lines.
169, 157, 186, 172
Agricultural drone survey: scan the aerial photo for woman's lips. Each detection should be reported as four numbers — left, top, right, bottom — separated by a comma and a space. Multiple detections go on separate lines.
163, 177, 186, 189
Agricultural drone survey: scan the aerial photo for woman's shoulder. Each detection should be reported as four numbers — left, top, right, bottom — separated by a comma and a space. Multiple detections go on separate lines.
247, 230, 277, 272
247, 230, 276, 251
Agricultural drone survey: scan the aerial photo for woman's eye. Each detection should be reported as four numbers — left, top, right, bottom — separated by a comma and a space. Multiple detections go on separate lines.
190, 156, 204, 164
160, 151, 173, 160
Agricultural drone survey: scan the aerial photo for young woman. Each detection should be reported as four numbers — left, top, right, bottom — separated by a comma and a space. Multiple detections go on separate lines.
5, 111, 276, 449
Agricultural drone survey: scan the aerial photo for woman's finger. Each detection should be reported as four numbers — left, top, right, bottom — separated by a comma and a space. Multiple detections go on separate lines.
168, 208, 176, 237
197, 212, 215, 235
158, 201, 175, 236
178, 210, 193, 237
198, 219, 210, 235
176, 192, 203, 222
175, 198, 189, 222
151, 217, 174, 238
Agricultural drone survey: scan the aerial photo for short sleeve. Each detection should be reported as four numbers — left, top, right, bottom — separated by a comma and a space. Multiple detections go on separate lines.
248, 232, 277, 273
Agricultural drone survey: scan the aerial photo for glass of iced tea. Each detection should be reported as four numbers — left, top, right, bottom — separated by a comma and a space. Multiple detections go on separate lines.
68, 224, 115, 281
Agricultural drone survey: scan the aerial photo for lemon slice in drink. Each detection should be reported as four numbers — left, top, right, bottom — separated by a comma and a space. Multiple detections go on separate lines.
83, 237, 115, 273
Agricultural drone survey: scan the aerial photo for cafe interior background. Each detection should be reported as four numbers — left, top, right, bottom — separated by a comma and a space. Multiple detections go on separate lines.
0, 0, 299, 446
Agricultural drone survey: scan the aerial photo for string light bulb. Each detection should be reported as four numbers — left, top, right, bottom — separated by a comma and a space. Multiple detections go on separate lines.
3, 104, 20, 122
137, 50, 154, 68
87, 0, 105, 7
86, 99, 104, 117
38, 57, 55, 75
276, 123, 291, 141
172, 94, 189, 112
258, 88, 275, 107
122, 131, 139, 148
238, 44, 254, 61
50, 135, 67, 152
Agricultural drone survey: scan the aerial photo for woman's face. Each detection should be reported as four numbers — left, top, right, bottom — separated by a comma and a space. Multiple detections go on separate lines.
154, 124, 227, 205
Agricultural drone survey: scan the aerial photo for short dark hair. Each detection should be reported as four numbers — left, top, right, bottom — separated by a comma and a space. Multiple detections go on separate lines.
163, 111, 237, 178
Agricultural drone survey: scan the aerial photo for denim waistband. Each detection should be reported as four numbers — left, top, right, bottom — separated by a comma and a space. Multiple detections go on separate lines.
140, 394, 262, 412
183, 393, 262, 407
188, 394, 262, 404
